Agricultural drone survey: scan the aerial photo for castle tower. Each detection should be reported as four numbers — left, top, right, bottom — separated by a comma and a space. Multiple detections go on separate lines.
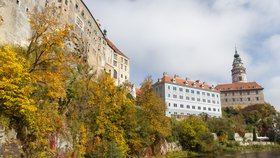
231, 48, 247, 83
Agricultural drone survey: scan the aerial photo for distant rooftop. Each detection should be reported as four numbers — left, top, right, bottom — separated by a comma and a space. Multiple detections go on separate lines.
215, 82, 263, 92
154, 73, 217, 92
106, 38, 128, 59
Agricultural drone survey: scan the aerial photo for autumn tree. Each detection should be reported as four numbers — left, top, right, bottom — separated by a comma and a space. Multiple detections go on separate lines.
136, 77, 171, 154
82, 74, 138, 157
0, 45, 44, 157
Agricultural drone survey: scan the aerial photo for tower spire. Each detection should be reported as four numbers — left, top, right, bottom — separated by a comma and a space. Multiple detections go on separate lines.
234, 45, 239, 58
231, 47, 247, 83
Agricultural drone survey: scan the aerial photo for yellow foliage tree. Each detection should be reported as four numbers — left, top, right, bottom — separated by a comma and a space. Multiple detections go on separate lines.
26, 6, 73, 100
136, 77, 171, 151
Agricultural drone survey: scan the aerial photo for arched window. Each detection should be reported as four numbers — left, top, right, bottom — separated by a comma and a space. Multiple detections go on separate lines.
113, 70, 117, 79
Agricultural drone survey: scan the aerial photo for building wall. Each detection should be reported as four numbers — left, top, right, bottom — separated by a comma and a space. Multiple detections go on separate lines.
220, 90, 265, 107
113, 54, 129, 85
0, 0, 129, 85
154, 83, 222, 118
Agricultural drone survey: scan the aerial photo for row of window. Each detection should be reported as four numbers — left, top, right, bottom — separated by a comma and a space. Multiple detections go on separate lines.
170, 112, 220, 117
168, 86, 219, 98
111, 70, 128, 80
224, 91, 259, 96
167, 94, 220, 104
168, 103, 220, 112
225, 97, 260, 102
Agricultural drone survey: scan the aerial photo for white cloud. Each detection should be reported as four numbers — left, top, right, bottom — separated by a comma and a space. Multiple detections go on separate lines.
84, 0, 280, 110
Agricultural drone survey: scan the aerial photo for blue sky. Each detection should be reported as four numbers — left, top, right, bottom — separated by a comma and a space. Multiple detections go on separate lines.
84, 0, 280, 111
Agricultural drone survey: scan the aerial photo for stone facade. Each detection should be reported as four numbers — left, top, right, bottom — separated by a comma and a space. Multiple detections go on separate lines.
216, 49, 265, 107
0, 0, 129, 85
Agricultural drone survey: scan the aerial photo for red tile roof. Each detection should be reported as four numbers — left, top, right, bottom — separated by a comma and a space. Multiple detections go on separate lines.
155, 74, 217, 92
215, 82, 263, 92
106, 38, 128, 59
136, 88, 141, 96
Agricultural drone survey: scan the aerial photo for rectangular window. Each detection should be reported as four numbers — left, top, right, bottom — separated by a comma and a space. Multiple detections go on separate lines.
202, 92, 205, 95
192, 106, 195, 109
191, 97, 195, 101
168, 86, 170, 90
240, 98, 243, 101
225, 93, 227, 96
173, 95, 177, 98
247, 97, 251, 101
233, 98, 235, 102
208, 108, 211, 111
232, 92, 235, 96
207, 93, 210, 96
256, 97, 259, 101
256, 91, 259, 94
212, 94, 215, 97
186, 96, 190, 100
187, 105, 190, 109
212, 100, 216, 104
218, 108, 220, 112
197, 91, 200, 95
180, 104, 184, 108
179, 88, 183, 92
75, 16, 84, 30
198, 106, 201, 110
225, 98, 228, 102
197, 98, 201, 102
168, 94, 170, 98
203, 107, 206, 110
186, 89, 189, 93
179, 95, 183, 99
174, 104, 177, 107
203, 99, 206, 102
125, 59, 128, 65
113, 60, 117, 66
207, 100, 211, 103
173, 87, 177, 91
247, 92, 250, 95
191, 90, 195, 94
168, 103, 171, 107
240, 92, 242, 95
213, 108, 216, 112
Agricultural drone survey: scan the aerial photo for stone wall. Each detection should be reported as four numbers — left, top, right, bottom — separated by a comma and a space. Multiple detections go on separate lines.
0, 0, 130, 85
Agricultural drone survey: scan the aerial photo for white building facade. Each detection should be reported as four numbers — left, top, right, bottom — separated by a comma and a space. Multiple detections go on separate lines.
154, 73, 222, 118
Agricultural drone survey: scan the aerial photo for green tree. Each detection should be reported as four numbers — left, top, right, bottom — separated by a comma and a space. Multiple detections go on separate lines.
178, 116, 214, 152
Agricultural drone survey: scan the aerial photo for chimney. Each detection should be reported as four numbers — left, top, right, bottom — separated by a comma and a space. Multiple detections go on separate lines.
163, 72, 168, 76
103, 29, 107, 37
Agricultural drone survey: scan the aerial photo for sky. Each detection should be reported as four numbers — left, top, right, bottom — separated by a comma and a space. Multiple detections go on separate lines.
83, 0, 280, 111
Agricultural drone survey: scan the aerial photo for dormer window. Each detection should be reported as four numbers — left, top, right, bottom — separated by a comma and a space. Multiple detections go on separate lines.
192, 82, 196, 87
172, 78, 176, 83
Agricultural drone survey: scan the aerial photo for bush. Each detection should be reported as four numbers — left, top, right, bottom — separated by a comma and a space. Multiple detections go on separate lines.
85, 141, 123, 158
